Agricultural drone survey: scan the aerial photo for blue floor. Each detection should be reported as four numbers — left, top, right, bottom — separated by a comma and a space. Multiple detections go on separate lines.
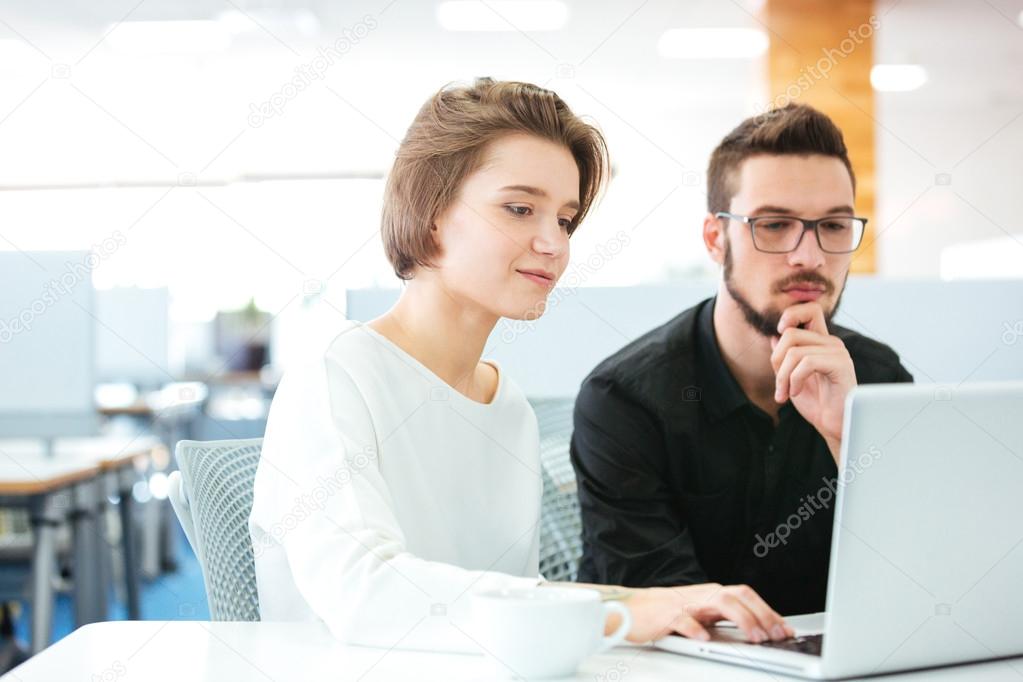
5, 523, 210, 648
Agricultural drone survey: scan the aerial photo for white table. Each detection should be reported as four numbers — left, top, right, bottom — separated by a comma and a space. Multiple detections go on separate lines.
4, 621, 1022, 681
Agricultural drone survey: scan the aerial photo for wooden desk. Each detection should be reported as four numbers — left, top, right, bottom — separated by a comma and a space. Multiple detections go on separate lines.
0, 437, 158, 652
96, 403, 153, 419
56, 437, 160, 622
5, 621, 1023, 681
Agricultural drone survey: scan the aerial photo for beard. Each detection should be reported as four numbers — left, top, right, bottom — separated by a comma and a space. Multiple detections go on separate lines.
722, 238, 847, 338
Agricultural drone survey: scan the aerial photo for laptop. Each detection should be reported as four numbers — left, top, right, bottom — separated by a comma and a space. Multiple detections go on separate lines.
655, 381, 1023, 679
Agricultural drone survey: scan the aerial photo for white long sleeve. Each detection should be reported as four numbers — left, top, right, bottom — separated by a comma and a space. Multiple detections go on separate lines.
249, 321, 543, 653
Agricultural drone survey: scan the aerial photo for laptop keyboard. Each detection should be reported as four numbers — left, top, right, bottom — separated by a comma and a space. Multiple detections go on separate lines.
759, 633, 824, 656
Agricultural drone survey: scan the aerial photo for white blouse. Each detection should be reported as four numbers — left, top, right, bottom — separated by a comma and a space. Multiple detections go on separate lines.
249, 321, 543, 653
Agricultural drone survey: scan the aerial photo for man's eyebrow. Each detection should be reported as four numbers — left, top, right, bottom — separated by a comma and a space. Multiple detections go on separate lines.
749, 205, 795, 215
499, 184, 580, 210
749, 204, 856, 216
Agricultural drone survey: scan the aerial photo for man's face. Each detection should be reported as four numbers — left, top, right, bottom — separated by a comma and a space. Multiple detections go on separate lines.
720, 154, 856, 337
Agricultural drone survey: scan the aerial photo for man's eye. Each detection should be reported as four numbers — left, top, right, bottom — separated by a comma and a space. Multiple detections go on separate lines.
821, 221, 849, 231
506, 205, 532, 217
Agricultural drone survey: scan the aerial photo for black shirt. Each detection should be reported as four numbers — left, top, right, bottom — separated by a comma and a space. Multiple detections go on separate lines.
571, 296, 913, 615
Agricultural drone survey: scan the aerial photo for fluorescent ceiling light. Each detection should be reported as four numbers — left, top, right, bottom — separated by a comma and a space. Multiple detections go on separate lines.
870, 64, 927, 92
437, 1, 569, 31
104, 20, 232, 55
0, 39, 38, 62
217, 9, 320, 37
657, 28, 769, 59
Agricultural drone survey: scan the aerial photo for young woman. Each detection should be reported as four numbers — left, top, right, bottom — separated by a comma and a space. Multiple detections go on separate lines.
249, 78, 793, 652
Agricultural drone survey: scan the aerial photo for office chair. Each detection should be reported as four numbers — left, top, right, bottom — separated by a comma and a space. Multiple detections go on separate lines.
168, 401, 585, 619
531, 397, 584, 583
168, 438, 262, 621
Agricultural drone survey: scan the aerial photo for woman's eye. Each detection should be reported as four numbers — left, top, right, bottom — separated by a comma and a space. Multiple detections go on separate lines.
558, 218, 573, 229
505, 205, 532, 217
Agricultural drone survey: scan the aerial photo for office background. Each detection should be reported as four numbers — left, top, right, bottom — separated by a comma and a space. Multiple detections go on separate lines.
0, 0, 1020, 670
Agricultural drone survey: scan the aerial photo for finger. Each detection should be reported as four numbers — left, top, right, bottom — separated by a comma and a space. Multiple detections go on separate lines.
789, 353, 841, 398
775, 346, 828, 402
670, 614, 711, 642
777, 304, 827, 336
703, 594, 765, 643
728, 585, 794, 641
770, 328, 833, 372
777, 302, 828, 335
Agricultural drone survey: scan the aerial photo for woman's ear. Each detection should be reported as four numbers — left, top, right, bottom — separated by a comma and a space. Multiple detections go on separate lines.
428, 217, 445, 258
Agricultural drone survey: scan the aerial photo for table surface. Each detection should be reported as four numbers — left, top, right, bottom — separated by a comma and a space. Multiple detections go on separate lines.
4, 621, 1022, 682
0, 436, 158, 494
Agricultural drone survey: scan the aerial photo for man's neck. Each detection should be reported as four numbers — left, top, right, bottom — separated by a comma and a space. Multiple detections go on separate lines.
711, 287, 781, 421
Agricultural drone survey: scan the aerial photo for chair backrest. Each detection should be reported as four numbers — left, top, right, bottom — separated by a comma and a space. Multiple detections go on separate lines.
531, 397, 583, 583
172, 405, 583, 614
173, 438, 263, 621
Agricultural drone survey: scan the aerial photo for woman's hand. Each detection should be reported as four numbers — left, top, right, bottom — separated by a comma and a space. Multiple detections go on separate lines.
620, 583, 795, 644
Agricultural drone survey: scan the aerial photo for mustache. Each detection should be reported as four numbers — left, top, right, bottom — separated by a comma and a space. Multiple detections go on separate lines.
773, 271, 835, 295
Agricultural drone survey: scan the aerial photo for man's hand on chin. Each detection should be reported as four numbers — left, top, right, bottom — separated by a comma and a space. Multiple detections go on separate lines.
769, 301, 857, 464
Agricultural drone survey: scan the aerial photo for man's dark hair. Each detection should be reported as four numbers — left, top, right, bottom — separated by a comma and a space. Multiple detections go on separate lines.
707, 103, 855, 214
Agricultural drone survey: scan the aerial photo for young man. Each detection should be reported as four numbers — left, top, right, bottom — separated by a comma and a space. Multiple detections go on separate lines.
571, 104, 913, 616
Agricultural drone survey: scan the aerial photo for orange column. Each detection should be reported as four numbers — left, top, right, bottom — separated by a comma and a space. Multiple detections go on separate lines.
762, 0, 878, 273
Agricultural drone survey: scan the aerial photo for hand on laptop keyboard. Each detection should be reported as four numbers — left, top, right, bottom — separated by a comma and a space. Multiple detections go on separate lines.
758, 633, 824, 656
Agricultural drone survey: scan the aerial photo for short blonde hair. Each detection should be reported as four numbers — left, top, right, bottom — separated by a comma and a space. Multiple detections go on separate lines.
381, 77, 610, 280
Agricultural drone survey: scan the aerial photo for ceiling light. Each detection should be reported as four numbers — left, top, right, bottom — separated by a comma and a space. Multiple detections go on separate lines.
437, 1, 569, 31
104, 20, 232, 55
657, 28, 769, 59
870, 64, 927, 92
0, 39, 38, 62
217, 9, 320, 37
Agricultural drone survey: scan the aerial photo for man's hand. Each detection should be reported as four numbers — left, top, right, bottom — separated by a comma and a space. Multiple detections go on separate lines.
769, 302, 856, 462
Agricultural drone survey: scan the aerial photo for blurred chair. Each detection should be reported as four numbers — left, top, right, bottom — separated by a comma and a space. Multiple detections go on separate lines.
168, 438, 262, 621
531, 397, 583, 583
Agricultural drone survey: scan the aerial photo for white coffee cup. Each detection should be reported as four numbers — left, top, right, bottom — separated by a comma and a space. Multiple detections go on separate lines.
469, 587, 632, 679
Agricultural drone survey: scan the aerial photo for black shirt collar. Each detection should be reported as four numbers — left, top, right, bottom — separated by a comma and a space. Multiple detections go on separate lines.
696, 296, 755, 423
696, 297, 801, 424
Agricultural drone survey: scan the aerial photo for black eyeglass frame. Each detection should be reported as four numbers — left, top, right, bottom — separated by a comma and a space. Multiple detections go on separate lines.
715, 211, 868, 254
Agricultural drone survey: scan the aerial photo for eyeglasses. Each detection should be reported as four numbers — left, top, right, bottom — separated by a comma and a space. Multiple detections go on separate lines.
716, 212, 867, 254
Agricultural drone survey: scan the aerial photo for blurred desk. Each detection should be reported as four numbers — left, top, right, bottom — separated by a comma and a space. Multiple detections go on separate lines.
97, 383, 206, 578
59, 437, 160, 621
0, 437, 158, 653
96, 403, 153, 419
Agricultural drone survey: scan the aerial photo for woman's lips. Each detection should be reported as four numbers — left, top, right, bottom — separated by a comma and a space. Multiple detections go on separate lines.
517, 270, 555, 288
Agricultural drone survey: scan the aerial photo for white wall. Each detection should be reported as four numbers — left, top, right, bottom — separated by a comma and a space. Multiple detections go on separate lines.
348, 278, 1023, 398
874, 0, 1023, 278
0, 251, 97, 437
95, 286, 170, 386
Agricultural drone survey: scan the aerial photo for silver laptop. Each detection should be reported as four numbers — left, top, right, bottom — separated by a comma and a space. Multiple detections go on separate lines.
655, 381, 1023, 679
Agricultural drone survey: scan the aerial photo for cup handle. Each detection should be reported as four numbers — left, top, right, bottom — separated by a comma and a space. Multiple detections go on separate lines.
598, 601, 632, 652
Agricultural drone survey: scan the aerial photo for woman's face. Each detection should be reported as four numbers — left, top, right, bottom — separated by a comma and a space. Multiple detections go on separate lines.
427, 132, 580, 321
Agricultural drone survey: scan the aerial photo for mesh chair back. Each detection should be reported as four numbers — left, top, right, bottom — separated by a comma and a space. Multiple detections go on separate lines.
174, 438, 263, 621
531, 397, 583, 582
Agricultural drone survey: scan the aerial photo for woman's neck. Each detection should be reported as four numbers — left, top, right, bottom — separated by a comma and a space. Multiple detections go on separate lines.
367, 276, 499, 402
